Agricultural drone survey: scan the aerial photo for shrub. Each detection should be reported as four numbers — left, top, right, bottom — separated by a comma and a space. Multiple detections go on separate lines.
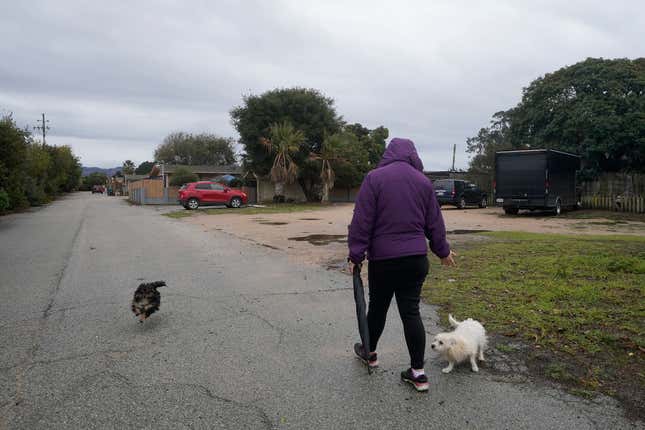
24, 177, 48, 206
0, 189, 9, 212
169, 166, 198, 186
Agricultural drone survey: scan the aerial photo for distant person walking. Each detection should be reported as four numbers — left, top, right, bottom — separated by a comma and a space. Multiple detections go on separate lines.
348, 137, 456, 392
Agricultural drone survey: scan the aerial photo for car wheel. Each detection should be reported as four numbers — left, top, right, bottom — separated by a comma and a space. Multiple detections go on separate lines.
504, 207, 519, 215
187, 198, 199, 210
479, 196, 488, 208
554, 199, 562, 216
229, 197, 242, 208
458, 197, 466, 209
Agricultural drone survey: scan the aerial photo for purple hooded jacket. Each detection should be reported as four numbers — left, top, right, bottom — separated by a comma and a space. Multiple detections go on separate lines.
348, 138, 450, 263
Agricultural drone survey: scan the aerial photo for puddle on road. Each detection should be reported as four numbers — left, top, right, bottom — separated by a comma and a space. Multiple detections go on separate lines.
288, 234, 347, 246
299, 218, 322, 221
447, 229, 491, 235
258, 221, 289, 225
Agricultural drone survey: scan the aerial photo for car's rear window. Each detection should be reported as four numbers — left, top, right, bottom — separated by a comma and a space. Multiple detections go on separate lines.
434, 180, 453, 191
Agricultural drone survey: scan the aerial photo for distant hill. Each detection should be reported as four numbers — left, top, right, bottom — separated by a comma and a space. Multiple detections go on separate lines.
81, 166, 121, 177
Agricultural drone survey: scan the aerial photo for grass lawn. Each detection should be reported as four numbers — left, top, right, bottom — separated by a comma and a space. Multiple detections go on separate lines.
423, 231, 645, 414
498, 209, 645, 224
163, 203, 333, 219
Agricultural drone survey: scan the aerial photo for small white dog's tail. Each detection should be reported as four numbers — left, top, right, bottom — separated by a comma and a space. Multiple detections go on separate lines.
448, 314, 461, 328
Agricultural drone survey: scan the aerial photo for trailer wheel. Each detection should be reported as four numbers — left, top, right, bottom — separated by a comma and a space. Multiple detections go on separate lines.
458, 197, 467, 209
554, 198, 562, 216
479, 196, 488, 208
504, 207, 519, 215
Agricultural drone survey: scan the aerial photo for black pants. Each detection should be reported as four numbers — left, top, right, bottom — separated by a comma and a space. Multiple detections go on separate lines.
367, 254, 429, 369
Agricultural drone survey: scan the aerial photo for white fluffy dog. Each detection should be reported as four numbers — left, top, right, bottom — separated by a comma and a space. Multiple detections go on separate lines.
430, 314, 487, 373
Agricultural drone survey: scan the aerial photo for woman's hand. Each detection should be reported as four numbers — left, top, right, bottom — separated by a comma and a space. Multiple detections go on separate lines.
440, 250, 457, 267
347, 260, 362, 274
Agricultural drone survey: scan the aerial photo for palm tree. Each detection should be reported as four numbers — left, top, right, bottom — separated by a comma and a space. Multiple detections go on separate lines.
122, 160, 136, 175
314, 133, 347, 203
260, 122, 305, 201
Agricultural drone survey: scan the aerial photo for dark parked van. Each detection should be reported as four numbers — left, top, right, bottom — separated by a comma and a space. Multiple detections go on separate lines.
434, 179, 488, 209
495, 149, 580, 215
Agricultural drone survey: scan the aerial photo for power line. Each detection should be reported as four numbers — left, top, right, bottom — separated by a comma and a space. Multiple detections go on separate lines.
34, 113, 50, 146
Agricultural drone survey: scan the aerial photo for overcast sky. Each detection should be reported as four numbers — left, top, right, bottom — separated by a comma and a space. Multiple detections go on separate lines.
1, 1, 643, 170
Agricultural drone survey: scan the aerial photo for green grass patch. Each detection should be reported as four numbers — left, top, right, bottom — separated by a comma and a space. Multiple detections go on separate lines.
163, 203, 334, 219
495, 343, 517, 353
163, 210, 194, 219
423, 231, 645, 408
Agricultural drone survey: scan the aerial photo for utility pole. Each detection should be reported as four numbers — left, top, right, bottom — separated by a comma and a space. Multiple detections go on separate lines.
34, 113, 50, 146
451, 143, 456, 171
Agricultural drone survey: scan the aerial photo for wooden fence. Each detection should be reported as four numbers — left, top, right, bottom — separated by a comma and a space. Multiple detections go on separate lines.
579, 173, 645, 213
580, 194, 645, 213
128, 179, 180, 205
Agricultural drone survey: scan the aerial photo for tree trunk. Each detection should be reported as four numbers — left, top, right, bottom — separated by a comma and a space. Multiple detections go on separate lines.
274, 181, 285, 202
298, 177, 322, 202
321, 182, 330, 203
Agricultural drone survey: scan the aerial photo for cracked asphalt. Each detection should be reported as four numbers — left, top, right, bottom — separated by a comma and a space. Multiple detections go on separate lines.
0, 193, 640, 429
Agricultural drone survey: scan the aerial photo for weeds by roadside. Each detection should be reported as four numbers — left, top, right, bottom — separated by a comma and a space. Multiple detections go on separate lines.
497, 209, 645, 224
163, 210, 194, 219
423, 231, 645, 417
561, 210, 644, 223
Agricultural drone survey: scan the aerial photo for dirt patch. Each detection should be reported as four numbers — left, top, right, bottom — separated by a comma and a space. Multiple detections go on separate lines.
185, 205, 644, 269
288, 234, 347, 246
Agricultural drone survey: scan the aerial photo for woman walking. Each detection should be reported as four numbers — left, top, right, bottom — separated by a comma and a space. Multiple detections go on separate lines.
348, 137, 456, 392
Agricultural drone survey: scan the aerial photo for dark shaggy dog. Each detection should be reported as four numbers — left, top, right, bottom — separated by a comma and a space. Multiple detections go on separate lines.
131, 281, 166, 322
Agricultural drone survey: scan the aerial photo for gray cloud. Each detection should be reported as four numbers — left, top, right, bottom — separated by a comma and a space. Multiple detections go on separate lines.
1, 0, 643, 168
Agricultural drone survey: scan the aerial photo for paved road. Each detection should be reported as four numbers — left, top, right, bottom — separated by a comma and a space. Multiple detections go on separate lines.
0, 193, 639, 429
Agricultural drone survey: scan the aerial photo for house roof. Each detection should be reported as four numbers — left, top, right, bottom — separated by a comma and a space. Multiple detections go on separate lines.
162, 164, 242, 174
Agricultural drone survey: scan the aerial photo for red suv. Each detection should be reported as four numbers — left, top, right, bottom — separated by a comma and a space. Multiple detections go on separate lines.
178, 181, 247, 210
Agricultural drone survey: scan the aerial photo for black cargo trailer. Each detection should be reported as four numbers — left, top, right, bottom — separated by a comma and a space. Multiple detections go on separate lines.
494, 149, 581, 215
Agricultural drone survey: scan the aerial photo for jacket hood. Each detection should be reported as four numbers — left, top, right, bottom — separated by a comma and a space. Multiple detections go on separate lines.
378, 138, 424, 171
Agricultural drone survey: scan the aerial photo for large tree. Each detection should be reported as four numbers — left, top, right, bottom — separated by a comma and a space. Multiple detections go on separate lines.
0, 113, 29, 209
46, 145, 82, 194
344, 123, 389, 169
0, 113, 81, 209
135, 161, 155, 175
154, 132, 237, 165
231, 87, 342, 200
466, 110, 513, 175
468, 58, 645, 178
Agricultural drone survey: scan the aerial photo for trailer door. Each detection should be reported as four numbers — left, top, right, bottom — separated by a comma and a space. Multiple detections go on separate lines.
496, 152, 547, 199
